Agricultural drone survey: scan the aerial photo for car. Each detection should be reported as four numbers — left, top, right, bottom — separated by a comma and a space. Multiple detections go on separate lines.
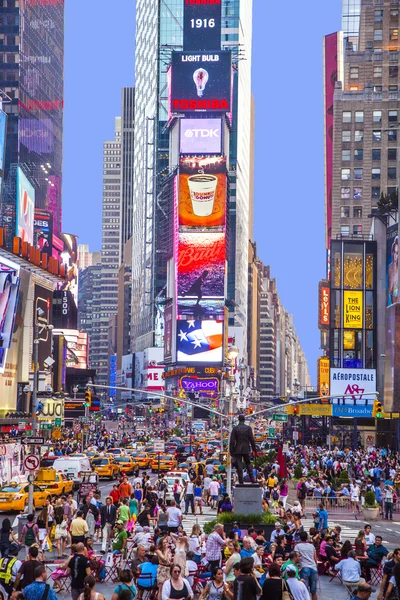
34, 471, 74, 497
150, 455, 177, 473
130, 453, 151, 469
167, 470, 189, 483
106, 448, 123, 456
92, 457, 120, 480
0, 483, 51, 511
112, 456, 137, 475
174, 445, 196, 462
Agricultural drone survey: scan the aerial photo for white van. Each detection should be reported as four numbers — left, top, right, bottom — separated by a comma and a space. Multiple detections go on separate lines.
52, 457, 91, 488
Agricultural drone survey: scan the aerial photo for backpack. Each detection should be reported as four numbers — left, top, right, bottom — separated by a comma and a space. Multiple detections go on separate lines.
25, 524, 35, 546
272, 489, 279, 501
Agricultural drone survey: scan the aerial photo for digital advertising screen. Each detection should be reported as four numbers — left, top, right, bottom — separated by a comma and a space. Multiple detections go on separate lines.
178, 231, 225, 298
0, 258, 20, 371
180, 119, 222, 155
58, 232, 79, 305
164, 303, 173, 362
183, 0, 222, 51
176, 318, 223, 364
170, 51, 231, 114
179, 155, 226, 227
387, 224, 398, 307
180, 375, 220, 398
34, 209, 53, 256
0, 110, 7, 173
34, 284, 53, 370
178, 297, 224, 320
16, 167, 35, 245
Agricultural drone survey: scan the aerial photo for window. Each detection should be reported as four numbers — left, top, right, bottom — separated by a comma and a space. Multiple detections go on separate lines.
354, 188, 362, 200
374, 29, 383, 41
341, 206, 350, 218
374, 85, 383, 92
341, 187, 351, 199
341, 226, 350, 237
354, 130, 364, 142
391, 9, 399, 18
389, 129, 397, 141
372, 168, 381, 180
354, 206, 362, 218
373, 111, 382, 123
389, 85, 399, 91
354, 149, 363, 161
342, 149, 351, 161
372, 187, 381, 199
389, 110, 398, 122
388, 148, 397, 161
390, 28, 399, 41
388, 166, 397, 179
390, 66, 399, 78
342, 130, 351, 142
355, 111, 364, 123
375, 9, 383, 21
374, 66, 383, 77
350, 67, 359, 79
342, 111, 352, 123
354, 168, 363, 180
372, 148, 381, 160
342, 168, 351, 180
353, 225, 363, 235
388, 187, 397, 198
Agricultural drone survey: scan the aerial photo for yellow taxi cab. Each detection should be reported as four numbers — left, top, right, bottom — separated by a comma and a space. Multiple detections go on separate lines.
147, 451, 158, 462
254, 433, 264, 443
92, 457, 120, 480
34, 470, 74, 497
0, 482, 51, 511
112, 456, 137, 475
131, 453, 150, 468
150, 454, 177, 473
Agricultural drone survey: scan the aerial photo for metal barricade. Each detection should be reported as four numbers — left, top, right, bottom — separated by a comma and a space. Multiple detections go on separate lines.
304, 496, 354, 514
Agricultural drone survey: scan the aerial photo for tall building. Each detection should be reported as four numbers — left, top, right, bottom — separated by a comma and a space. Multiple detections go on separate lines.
0, 0, 64, 236
78, 263, 101, 369
78, 244, 101, 271
119, 88, 135, 262
342, 0, 362, 50
131, 0, 254, 354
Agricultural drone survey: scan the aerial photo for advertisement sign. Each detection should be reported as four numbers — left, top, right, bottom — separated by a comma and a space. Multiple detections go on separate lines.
386, 224, 398, 307
64, 401, 86, 420
183, 0, 222, 51
34, 210, 53, 256
343, 290, 363, 328
178, 231, 225, 298
52, 290, 78, 330
170, 51, 231, 114
178, 297, 224, 319
33, 284, 53, 370
0, 110, 7, 173
300, 404, 332, 416
143, 348, 165, 392
0, 258, 20, 372
330, 368, 377, 401
109, 355, 117, 398
16, 167, 35, 244
180, 119, 222, 154
58, 233, 78, 305
318, 281, 330, 329
176, 318, 223, 364
332, 405, 373, 418
317, 357, 330, 398
120, 354, 133, 400
179, 156, 226, 227
164, 304, 173, 362
180, 375, 220, 397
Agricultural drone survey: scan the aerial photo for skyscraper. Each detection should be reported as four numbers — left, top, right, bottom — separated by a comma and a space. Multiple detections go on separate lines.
131, 0, 254, 355
0, 0, 64, 236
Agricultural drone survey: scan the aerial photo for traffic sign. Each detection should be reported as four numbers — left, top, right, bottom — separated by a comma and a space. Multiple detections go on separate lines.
24, 455, 40, 471
268, 427, 275, 438
272, 414, 288, 422
52, 428, 62, 440
282, 443, 289, 453
293, 431, 299, 441
18, 421, 26, 431
21, 437, 44, 445
55, 418, 62, 427
40, 423, 52, 430
154, 440, 165, 452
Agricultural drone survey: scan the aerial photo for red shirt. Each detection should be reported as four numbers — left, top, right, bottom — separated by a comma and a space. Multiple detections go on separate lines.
110, 488, 120, 502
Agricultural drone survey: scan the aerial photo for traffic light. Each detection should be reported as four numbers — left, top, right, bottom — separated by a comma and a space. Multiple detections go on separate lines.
373, 399, 383, 418
293, 405, 299, 416
148, 403, 153, 414
84, 389, 92, 408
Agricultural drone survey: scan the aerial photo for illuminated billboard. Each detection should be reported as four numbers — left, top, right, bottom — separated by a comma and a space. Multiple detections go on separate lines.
34, 284, 53, 370
317, 357, 330, 398
180, 375, 220, 398
170, 51, 231, 114
343, 290, 363, 328
0, 110, 7, 173
178, 231, 225, 298
179, 156, 226, 227
180, 119, 222, 154
177, 318, 223, 363
387, 224, 398, 307
183, 0, 222, 51
178, 297, 224, 320
34, 210, 53, 256
58, 233, 78, 305
318, 281, 330, 329
0, 258, 20, 372
164, 303, 173, 362
16, 167, 35, 245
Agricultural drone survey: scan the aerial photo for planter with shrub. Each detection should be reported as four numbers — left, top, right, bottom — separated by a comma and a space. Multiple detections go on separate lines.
203, 511, 276, 538
363, 490, 380, 521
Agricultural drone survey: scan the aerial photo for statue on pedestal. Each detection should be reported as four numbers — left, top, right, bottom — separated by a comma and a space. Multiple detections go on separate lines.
229, 414, 257, 484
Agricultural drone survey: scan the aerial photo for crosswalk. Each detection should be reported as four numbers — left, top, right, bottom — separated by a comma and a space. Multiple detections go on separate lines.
182, 505, 218, 531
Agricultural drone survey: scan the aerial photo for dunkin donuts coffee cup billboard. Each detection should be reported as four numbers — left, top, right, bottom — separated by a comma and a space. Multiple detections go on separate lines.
179, 155, 226, 227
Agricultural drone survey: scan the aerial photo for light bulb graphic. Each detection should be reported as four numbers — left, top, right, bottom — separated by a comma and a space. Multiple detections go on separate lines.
193, 68, 209, 97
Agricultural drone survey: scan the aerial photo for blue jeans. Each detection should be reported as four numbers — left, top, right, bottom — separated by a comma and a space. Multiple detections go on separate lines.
300, 568, 318, 595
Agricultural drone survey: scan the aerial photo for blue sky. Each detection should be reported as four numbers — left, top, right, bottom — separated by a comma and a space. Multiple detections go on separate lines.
63, 0, 342, 384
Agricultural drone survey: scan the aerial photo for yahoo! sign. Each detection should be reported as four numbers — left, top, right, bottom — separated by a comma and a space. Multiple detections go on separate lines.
180, 118, 222, 154
180, 376, 220, 396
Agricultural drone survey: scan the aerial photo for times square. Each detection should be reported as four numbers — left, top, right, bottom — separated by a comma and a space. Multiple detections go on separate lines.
0, 1, 399, 600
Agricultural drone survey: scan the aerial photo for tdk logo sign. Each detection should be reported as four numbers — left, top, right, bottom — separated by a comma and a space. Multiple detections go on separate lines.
180, 118, 222, 154
184, 127, 220, 139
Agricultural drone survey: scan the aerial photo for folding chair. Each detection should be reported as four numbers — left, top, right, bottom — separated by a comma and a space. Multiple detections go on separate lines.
105, 553, 123, 583
370, 565, 383, 586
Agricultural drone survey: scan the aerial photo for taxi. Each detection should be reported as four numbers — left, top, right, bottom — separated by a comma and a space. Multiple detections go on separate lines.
150, 454, 177, 473
131, 453, 151, 468
0, 482, 50, 511
92, 457, 120, 480
112, 456, 137, 475
34, 471, 74, 497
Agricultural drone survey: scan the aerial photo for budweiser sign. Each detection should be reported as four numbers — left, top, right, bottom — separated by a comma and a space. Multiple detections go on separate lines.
177, 232, 225, 298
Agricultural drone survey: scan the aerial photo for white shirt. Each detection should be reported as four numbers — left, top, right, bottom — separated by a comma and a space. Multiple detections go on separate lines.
203, 477, 211, 490
287, 577, 311, 600
167, 506, 182, 527
186, 482, 194, 495
209, 481, 220, 496
350, 484, 360, 500
365, 532, 375, 546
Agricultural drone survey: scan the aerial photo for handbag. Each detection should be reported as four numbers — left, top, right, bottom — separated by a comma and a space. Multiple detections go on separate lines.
282, 579, 293, 600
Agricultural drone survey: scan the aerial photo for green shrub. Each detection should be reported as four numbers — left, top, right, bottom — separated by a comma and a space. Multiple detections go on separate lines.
203, 511, 276, 534
308, 470, 318, 477
294, 464, 303, 479
203, 520, 217, 534
339, 470, 350, 482
364, 491, 377, 508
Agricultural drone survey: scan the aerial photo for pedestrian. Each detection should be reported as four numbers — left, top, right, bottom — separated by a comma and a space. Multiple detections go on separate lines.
66, 542, 92, 600
77, 575, 105, 600
184, 480, 195, 515
286, 564, 311, 600
209, 478, 220, 510
384, 484, 394, 520
14, 545, 41, 590
100, 496, 116, 554
21, 515, 40, 556
161, 564, 193, 600
233, 557, 261, 600
205, 524, 226, 571
111, 569, 137, 600
198, 566, 232, 600
23, 565, 58, 600
193, 479, 203, 515
70, 511, 89, 544
294, 531, 318, 600
112, 521, 128, 554
0, 518, 18, 558
261, 562, 287, 600
173, 480, 183, 505
166, 500, 182, 533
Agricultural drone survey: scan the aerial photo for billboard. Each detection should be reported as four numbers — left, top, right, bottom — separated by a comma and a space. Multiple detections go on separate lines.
330, 368, 376, 401
0, 110, 7, 173
180, 119, 222, 154
58, 233, 78, 305
143, 348, 165, 392
178, 231, 225, 298
52, 290, 78, 330
318, 281, 330, 329
178, 297, 224, 320
180, 375, 220, 398
179, 155, 226, 227
183, 0, 222, 51
34, 210, 53, 256
164, 304, 173, 362
16, 168, 35, 244
343, 290, 363, 328
386, 224, 398, 307
170, 51, 231, 114
109, 355, 117, 399
0, 258, 20, 373
317, 357, 330, 398
177, 318, 223, 363
33, 284, 53, 370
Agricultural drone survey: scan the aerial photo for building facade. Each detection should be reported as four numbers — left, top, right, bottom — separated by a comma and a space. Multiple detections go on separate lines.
0, 0, 64, 236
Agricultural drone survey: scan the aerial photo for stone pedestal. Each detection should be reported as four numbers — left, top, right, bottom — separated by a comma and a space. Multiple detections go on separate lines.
233, 483, 262, 515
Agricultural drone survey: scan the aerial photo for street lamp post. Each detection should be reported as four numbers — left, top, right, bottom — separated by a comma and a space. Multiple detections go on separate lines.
226, 341, 239, 498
